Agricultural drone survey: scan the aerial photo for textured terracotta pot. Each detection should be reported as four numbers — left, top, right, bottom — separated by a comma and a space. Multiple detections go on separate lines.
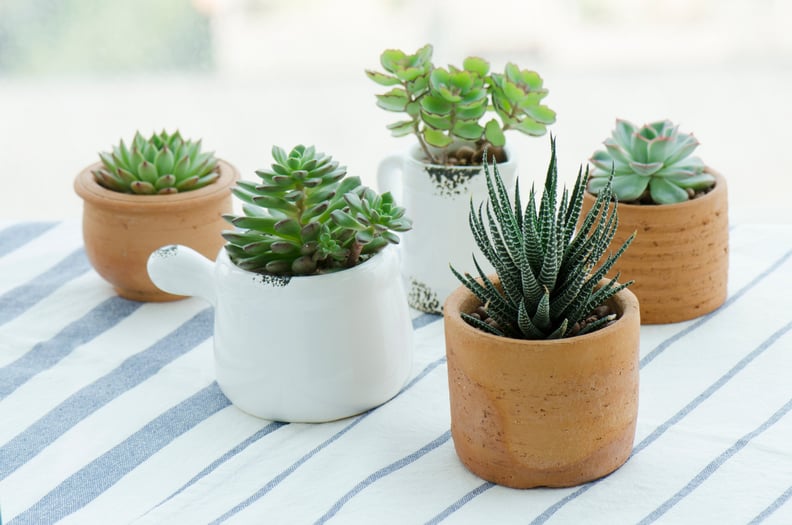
74, 160, 239, 302
443, 280, 640, 488
580, 171, 728, 324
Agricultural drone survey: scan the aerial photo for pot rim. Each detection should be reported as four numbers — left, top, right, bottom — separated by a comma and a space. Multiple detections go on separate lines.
406, 143, 516, 169
585, 169, 726, 211
74, 159, 239, 211
215, 241, 398, 284
443, 276, 640, 348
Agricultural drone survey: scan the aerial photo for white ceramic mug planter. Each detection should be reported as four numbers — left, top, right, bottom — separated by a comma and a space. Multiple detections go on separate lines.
377, 145, 517, 313
147, 244, 414, 423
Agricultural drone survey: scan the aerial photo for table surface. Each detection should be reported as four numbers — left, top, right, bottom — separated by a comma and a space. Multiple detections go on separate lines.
1, 220, 791, 525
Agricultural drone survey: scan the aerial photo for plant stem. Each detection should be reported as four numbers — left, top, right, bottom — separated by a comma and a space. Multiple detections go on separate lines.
402, 79, 438, 164
345, 240, 363, 268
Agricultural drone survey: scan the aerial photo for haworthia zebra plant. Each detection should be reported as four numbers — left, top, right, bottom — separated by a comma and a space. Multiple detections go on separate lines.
224, 145, 412, 276
451, 138, 635, 340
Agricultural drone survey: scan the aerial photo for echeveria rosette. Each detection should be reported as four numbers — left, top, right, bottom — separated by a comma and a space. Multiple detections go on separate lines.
588, 119, 715, 205
92, 130, 219, 195
223, 145, 412, 276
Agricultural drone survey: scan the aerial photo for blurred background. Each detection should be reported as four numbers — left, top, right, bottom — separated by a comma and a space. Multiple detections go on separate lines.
1, 0, 790, 222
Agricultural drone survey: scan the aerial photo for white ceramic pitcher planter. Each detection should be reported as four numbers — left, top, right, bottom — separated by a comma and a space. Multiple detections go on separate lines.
378, 145, 517, 313
147, 244, 414, 423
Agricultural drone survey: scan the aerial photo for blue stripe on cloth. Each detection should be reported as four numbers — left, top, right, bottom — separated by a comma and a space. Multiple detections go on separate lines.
412, 313, 441, 330
0, 248, 91, 327
640, 248, 792, 368
638, 395, 792, 525
150, 421, 286, 511
208, 350, 448, 525
749, 485, 792, 524
425, 482, 495, 525
8, 383, 231, 525
0, 308, 214, 482
0, 222, 57, 258
314, 430, 452, 525
0, 296, 142, 401
524, 319, 792, 525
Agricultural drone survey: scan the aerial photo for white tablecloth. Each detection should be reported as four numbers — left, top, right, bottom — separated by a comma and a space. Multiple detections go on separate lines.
1, 220, 791, 524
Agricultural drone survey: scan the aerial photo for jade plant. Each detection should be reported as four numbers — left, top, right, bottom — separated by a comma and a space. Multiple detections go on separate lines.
92, 130, 220, 194
588, 119, 715, 205
223, 145, 412, 276
367, 44, 556, 165
451, 138, 634, 340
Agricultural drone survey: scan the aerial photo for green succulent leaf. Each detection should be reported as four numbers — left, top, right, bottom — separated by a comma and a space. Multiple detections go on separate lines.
452, 121, 484, 141
421, 95, 452, 115
484, 119, 506, 147
423, 128, 453, 148
649, 177, 689, 204
376, 89, 409, 112
387, 120, 416, 137
365, 70, 401, 86
512, 119, 547, 136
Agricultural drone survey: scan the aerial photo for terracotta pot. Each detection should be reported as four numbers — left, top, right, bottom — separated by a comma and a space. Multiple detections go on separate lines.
74, 160, 239, 302
443, 279, 640, 488
580, 171, 728, 324
377, 145, 517, 313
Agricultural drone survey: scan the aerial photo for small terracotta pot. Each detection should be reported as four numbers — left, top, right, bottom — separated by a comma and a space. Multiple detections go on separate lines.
443, 279, 640, 488
74, 161, 239, 302
580, 171, 728, 324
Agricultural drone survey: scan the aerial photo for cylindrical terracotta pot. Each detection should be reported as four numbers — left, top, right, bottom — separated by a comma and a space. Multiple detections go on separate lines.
74, 160, 239, 302
580, 171, 728, 324
443, 280, 640, 488
377, 145, 517, 314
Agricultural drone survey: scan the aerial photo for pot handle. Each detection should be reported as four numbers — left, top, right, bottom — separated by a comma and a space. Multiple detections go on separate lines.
376, 154, 404, 204
147, 245, 216, 306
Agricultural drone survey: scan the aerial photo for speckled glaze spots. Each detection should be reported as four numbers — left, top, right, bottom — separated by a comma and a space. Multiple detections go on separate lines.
251, 273, 291, 288
580, 171, 729, 324
377, 147, 518, 313
443, 279, 641, 488
424, 165, 482, 198
408, 277, 441, 313
154, 245, 178, 259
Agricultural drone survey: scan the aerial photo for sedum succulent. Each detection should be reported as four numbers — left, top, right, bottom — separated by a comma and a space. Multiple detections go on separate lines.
588, 119, 715, 205
223, 145, 412, 276
451, 138, 634, 340
367, 44, 555, 165
93, 130, 220, 194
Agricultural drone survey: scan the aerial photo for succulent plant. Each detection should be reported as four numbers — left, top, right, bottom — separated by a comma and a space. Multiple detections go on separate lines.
93, 130, 220, 194
451, 138, 634, 340
367, 44, 555, 165
588, 119, 715, 205
223, 145, 412, 276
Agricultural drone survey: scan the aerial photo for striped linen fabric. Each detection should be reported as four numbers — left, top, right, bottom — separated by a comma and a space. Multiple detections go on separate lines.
0, 220, 791, 524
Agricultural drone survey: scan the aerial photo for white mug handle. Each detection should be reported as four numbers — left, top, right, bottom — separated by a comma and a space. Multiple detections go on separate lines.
377, 154, 404, 204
